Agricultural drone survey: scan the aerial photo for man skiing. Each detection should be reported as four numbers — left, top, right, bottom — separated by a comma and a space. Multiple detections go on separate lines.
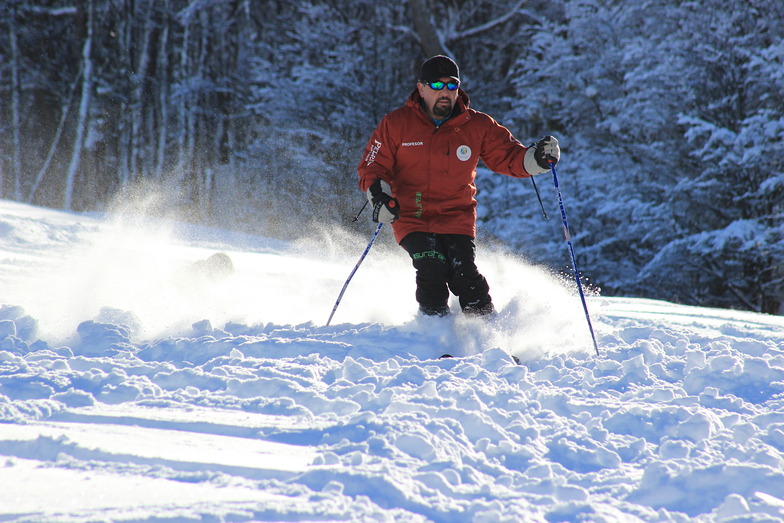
358, 55, 560, 317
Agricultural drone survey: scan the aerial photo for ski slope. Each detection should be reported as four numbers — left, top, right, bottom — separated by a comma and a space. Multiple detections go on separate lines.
1, 199, 784, 522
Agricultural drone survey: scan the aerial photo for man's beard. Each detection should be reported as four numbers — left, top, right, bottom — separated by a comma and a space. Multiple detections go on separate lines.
432, 99, 453, 118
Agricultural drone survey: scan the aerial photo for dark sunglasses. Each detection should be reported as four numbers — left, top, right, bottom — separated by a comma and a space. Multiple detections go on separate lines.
425, 80, 459, 91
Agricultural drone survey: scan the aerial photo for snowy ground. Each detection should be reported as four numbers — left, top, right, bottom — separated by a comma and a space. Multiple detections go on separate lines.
1, 198, 784, 522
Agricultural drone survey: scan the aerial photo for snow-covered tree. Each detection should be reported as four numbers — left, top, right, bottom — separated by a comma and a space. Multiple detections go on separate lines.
494, 0, 784, 314
0, 0, 781, 314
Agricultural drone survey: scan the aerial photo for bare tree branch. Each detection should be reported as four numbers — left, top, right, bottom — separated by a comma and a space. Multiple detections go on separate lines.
450, 1, 528, 42
21, 6, 79, 16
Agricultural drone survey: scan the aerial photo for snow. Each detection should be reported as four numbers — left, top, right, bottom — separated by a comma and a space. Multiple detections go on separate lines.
1, 199, 784, 522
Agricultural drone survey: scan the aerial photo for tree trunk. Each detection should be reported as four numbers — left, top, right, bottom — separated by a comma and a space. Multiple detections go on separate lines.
0, 60, 3, 198
409, 0, 447, 58
28, 80, 78, 203
130, 0, 154, 182
117, 0, 133, 186
155, 7, 170, 181
175, 20, 191, 184
9, 5, 23, 199
63, 0, 95, 210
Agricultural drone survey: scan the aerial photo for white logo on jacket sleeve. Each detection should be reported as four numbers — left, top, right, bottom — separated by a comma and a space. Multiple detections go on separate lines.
456, 145, 472, 161
365, 140, 382, 165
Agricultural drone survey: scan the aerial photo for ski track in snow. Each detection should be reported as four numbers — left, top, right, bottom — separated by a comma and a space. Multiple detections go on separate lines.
1, 199, 784, 522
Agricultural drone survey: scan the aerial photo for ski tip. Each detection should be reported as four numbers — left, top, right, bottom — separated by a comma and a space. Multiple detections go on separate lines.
439, 354, 454, 359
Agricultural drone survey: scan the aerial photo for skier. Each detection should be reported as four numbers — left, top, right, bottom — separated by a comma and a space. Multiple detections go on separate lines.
357, 55, 560, 317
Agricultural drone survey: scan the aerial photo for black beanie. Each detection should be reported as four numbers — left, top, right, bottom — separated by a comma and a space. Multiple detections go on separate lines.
419, 55, 460, 82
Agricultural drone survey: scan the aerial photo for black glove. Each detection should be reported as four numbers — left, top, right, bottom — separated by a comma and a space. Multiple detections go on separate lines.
366, 179, 399, 223
524, 135, 560, 175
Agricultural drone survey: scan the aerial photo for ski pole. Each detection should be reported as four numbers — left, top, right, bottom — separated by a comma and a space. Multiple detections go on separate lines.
326, 222, 383, 326
549, 161, 600, 356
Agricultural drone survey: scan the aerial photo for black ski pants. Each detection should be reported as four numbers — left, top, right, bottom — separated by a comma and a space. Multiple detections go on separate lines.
399, 232, 493, 316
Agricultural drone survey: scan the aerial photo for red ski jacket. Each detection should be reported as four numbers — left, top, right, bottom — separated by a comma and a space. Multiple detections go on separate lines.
358, 89, 533, 243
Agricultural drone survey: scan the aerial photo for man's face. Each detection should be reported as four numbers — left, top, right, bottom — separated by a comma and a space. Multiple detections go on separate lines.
417, 77, 459, 120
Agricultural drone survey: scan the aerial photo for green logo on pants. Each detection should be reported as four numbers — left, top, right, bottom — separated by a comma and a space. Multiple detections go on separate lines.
413, 250, 446, 262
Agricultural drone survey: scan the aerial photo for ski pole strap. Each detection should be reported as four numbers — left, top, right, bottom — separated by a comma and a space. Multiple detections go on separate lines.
352, 200, 369, 222
528, 142, 549, 219
550, 161, 600, 356
530, 176, 548, 219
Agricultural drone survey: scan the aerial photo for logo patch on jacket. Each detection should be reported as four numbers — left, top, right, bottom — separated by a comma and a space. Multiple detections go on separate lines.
456, 145, 472, 161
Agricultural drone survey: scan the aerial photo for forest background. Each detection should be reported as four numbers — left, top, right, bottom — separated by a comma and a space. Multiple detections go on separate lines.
0, 0, 782, 315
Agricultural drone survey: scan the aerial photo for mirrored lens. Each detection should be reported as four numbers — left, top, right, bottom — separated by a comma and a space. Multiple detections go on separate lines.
426, 81, 459, 91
